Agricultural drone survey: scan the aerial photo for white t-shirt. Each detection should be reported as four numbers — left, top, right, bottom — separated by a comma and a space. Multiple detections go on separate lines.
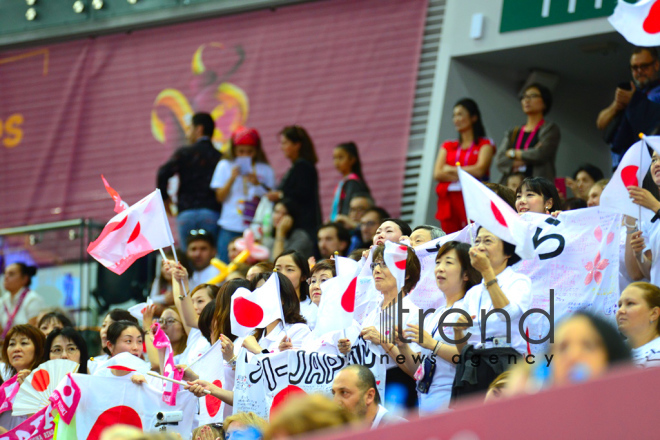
0, 362, 13, 382
641, 220, 660, 286
0, 289, 46, 329
210, 159, 275, 233
190, 265, 221, 291
87, 353, 110, 375
300, 297, 318, 331
418, 298, 466, 415
631, 336, 660, 368
174, 328, 210, 366
462, 267, 532, 355
258, 322, 312, 353
371, 404, 405, 429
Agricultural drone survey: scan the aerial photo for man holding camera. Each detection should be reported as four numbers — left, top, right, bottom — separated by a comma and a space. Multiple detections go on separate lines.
597, 47, 660, 165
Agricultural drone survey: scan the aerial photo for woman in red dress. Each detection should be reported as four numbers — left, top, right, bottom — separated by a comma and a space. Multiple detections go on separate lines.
434, 99, 495, 233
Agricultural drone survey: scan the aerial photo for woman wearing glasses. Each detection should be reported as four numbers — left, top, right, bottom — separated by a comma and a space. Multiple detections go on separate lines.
434, 98, 495, 234
144, 307, 188, 371
338, 244, 422, 412
44, 326, 89, 373
266, 126, 322, 244
496, 83, 560, 182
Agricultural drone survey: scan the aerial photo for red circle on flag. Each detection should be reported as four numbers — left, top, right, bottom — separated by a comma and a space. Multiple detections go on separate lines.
63, 385, 72, 397
270, 385, 306, 419
621, 165, 639, 187
490, 201, 507, 227
87, 406, 142, 440
234, 297, 264, 327
205, 379, 223, 417
643, 1, 660, 34
341, 278, 357, 313
128, 222, 141, 243
111, 216, 127, 232
31, 369, 50, 392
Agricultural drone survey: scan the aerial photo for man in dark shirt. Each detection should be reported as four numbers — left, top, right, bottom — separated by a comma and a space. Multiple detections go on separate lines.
597, 47, 660, 165
157, 113, 222, 245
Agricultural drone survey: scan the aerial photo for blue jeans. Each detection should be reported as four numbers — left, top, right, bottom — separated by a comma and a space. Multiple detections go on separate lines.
177, 208, 220, 249
217, 228, 243, 262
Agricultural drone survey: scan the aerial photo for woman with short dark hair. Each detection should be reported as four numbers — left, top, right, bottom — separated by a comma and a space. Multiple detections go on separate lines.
496, 83, 561, 182
397, 241, 481, 414
515, 176, 562, 214
0, 325, 45, 429
338, 243, 422, 411
450, 227, 532, 403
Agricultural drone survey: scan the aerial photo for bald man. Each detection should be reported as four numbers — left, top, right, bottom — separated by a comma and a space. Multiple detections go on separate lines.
331, 365, 405, 429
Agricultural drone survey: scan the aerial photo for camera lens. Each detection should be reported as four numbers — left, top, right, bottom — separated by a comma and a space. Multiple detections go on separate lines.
156, 412, 164, 421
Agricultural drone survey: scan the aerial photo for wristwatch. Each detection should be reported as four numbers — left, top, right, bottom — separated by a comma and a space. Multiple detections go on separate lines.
485, 278, 498, 288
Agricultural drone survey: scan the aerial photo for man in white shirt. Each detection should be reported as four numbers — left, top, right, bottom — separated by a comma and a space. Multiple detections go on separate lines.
331, 365, 406, 430
186, 231, 220, 290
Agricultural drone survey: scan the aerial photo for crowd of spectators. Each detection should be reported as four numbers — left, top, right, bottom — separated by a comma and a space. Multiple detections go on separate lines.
1, 45, 660, 439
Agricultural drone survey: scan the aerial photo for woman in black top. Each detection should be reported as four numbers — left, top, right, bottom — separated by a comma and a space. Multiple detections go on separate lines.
267, 126, 321, 243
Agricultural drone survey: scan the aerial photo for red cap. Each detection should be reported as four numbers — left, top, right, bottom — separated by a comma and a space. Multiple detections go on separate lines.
231, 126, 260, 147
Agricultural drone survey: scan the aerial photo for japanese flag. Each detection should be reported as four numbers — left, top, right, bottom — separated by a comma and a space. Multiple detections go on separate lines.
609, 0, 660, 47
313, 257, 360, 336
99, 352, 150, 374
49, 373, 81, 425
186, 342, 225, 424
383, 241, 408, 292
458, 168, 534, 259
65, 374, 196, 440
87, 188, 174, 275
600, 137, 654, 223
231, 273, 282, 337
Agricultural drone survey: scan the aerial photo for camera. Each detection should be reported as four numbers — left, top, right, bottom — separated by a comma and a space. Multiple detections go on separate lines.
156, 411, 183, 425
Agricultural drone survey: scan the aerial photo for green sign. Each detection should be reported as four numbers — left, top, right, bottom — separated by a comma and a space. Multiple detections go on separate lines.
500, 0, 635, 33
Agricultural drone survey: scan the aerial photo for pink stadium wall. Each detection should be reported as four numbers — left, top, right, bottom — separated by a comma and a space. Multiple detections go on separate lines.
0, 0, 426, 231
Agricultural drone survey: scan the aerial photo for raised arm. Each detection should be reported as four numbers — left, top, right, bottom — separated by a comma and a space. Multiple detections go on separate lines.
170, 262, 193, 335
